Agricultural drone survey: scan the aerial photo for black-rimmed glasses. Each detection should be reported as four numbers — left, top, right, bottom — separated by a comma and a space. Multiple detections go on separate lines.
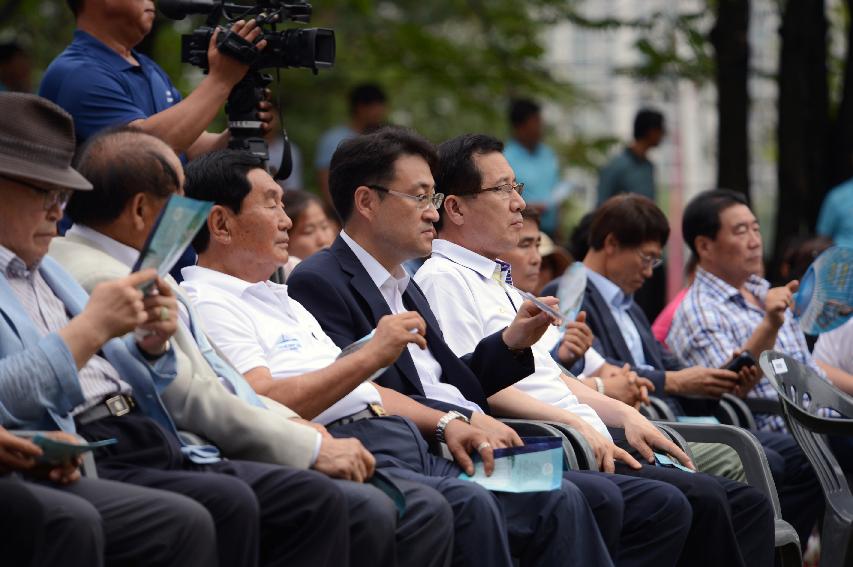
367, 185, 445, 210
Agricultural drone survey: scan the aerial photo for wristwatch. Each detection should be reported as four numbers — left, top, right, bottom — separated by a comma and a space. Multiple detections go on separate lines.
435, 411, 470, 443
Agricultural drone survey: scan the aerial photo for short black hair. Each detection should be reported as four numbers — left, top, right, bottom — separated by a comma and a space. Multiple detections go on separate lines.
589, 194, 670, 250
681, 189, 749, 256
434, 133, 504, 231
283, 189, 324, 228
521, 207, 540, 227
633, 108, 664, 140
184, 149, 266, 253
348, 83, 387, 114
568, 212, 595, 261
328, 126, 437, 223
66, 0, 82, 16
509, 99, 541, 127
68, 126, 179, 227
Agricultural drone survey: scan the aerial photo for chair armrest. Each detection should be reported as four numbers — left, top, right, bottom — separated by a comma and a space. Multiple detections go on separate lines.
713, 398, 743, 427
651, 422, 696, 462
720, 394, 758, 429
539, 421, 597, 470
13, 430, 99, 479
499, 419, 581, 470
648, 396, 678, 421
658, 421, 782, 517
742, 397, 783, 416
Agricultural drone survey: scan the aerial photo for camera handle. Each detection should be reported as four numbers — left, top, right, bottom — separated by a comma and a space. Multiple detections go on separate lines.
224, 71, 292, 180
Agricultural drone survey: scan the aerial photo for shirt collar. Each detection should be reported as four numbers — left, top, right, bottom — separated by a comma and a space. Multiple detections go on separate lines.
585, 266, 633, 310
0, 245, 34, 279
339, 230, 410, 290
694, 267, 770, 304
67, 224, 140, 269
431, 239, 503, 282
72, 30, 140, 72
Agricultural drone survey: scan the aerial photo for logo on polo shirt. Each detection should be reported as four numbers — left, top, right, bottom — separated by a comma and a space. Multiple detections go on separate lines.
274, 334, 302, 352
165, 89, 175, 104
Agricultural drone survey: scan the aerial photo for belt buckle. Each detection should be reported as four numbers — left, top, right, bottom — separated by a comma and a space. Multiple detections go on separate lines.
368, 403, 387, 417
105, 395, 131, 417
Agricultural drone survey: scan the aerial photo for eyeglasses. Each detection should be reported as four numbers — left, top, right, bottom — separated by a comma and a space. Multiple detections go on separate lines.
367, 185, 445, 210
636, 250, 664, 270
2, 175, 72, 211
477, 181, 525, 199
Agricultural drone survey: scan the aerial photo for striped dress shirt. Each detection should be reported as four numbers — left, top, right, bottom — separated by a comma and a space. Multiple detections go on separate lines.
0, 246, 131, 415
668, 267, 826, 432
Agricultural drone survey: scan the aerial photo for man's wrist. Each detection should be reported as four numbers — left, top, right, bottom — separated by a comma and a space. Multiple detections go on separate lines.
435, 411, 470, 443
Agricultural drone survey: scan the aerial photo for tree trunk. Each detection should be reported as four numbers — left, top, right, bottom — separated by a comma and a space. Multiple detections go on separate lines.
776, 0, 829, 266
829, 0, 853, 189
711, 0, 751, 198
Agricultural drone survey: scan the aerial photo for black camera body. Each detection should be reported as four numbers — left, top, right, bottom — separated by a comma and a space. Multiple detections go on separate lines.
159, 0, 335, 171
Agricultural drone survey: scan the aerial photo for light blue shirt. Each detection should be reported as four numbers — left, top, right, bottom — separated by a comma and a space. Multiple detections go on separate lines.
503, 138, 560, 233
816, 177, 853, 247
585, 267, 651, 369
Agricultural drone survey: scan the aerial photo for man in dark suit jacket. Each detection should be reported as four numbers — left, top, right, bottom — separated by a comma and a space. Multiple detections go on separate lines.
579, 193, 822, 548
289, 126, 625, 567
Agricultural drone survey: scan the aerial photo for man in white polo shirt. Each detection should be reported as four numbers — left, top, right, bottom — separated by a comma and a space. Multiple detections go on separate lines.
181, 147, 615, 567
415, 133, 774, 567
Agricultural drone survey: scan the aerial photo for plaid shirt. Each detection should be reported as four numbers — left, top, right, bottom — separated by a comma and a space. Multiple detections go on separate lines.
668, 267, 825, 432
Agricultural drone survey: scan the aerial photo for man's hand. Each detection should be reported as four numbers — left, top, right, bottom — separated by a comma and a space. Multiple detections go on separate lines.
36, 432, 83, 485
469, 412, 523, 448
362, 312, 427, 367
136, 278, 178, 357
764, 281, 798, 329
290, 417, 331, 438
207, 20, 268, 91
733, 364, 762, 398
574, 419, 641, 473
556, 312, 594, 366
443, 420, 497, 477
666, 366, 739, 398
312, 437, 375, 482
0, 427, 41, 473
621, 411, 694, 470
502, 296, 559, 350
80, 269, 156, 343
598, 363, 654, 407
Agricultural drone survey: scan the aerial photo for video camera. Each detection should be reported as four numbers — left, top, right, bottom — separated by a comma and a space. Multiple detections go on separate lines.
158, 0, 336, 176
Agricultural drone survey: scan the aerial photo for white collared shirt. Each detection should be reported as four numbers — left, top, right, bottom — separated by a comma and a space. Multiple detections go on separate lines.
339, 231, 483, 413
814, 317, 853, 375
416, 239, 610, 438
180, 265, 382, 425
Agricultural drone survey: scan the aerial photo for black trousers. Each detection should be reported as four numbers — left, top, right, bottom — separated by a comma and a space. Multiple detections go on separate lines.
754, 430, 823, 546
612, 430, 776, 567
9, 473, 217, 567
78, 414, 352, 567
333, 415, 615, 567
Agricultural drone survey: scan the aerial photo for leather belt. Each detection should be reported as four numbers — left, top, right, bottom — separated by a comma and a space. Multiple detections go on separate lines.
75, 394, 137, 426
326, 403, 387, 430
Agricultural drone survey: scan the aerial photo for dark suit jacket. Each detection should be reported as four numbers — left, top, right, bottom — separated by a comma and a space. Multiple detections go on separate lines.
288, 237, 535, 417
580, 278, 715, 415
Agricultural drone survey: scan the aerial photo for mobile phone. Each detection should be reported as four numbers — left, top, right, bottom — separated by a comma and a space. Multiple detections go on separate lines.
722, 351, 756, 373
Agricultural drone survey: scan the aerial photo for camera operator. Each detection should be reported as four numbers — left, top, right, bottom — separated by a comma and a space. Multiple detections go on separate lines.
40, 0, 272, 159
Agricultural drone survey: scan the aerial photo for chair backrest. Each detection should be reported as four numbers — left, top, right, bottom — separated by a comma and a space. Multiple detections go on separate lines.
759, 351, 853, 521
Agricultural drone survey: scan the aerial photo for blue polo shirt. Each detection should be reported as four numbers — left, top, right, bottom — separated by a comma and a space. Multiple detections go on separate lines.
503, 138, 560, 233
39, 30, 182, 144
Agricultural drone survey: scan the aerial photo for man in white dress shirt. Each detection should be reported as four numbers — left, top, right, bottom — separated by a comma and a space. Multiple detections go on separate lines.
181, 147, 614, 567
415, 133, 774, 567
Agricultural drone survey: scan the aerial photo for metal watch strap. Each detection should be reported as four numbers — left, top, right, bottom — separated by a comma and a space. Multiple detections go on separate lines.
435, 410, 470, 444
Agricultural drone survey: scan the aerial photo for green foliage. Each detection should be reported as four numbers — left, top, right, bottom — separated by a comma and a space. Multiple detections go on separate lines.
4, 0, 593, 192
